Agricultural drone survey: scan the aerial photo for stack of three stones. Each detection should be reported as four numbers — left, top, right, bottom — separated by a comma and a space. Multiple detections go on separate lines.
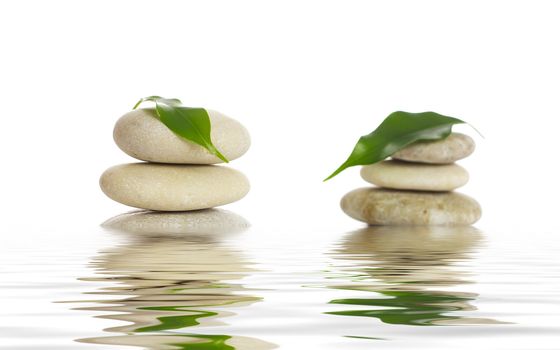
341, 133, 481, 225
100, 108, 250, 211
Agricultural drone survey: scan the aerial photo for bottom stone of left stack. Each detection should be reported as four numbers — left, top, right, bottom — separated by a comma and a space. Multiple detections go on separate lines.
100, 163, 250, 211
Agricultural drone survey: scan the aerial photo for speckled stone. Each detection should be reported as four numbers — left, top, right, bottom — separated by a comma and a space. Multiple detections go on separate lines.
340, 187, 481, 226
102, 209, 250, 235
114, 108, 250, 164
99, 163, 249, 211
392, 133, 475, 164
361, 160, 469, 191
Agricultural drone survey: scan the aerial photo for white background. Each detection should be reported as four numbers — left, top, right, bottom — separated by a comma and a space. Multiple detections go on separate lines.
1, 0, 560, 232
2, 2, 560, 349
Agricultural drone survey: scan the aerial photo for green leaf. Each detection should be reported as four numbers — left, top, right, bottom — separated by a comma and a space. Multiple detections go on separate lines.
324, 111, 469, 181
133, 96, 228, 163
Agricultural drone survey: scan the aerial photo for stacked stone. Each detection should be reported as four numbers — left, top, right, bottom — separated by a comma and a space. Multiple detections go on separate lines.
100, 108, 250, 211
341, 133, 481, 225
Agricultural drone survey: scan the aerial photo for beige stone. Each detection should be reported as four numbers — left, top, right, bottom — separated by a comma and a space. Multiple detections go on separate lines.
113, 108, 250, 164
392, 133, 475, 164
102, 209, 250, 235
340, 187, 481, 226
361, 160, 469, 191
99, 163, 249, 211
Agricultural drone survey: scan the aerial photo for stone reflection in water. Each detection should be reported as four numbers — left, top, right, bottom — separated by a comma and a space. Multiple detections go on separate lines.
101, 209, 251, 236
75, 209, 275, 350
328, 226, 505, 326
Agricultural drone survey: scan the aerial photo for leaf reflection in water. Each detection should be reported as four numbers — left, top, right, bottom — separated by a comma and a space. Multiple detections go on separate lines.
327, 226, 507, 327
70, 210, 275, 350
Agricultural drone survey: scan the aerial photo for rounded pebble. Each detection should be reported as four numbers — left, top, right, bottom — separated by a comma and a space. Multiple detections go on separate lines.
361, 160, 469, 191
113, 108, 250, 164
340, 187, 481, 226
100, 163, 250, 211
392, 133, 475, 164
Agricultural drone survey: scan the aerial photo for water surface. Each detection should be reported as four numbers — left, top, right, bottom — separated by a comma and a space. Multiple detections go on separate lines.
2, 212, 560, 349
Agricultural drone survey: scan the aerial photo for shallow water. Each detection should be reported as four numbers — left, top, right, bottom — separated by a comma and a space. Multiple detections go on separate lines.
2, 212, 560, 349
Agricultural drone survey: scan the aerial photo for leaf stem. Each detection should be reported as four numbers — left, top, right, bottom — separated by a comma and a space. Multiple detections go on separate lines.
132, 99, 144, 110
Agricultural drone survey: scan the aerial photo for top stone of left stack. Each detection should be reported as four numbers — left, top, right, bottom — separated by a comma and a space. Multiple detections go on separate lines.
113, 108, 251, 164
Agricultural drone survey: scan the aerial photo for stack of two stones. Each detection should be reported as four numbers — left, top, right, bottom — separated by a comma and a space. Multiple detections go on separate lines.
100, 108, 250, 211
341, 133, 482, 226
